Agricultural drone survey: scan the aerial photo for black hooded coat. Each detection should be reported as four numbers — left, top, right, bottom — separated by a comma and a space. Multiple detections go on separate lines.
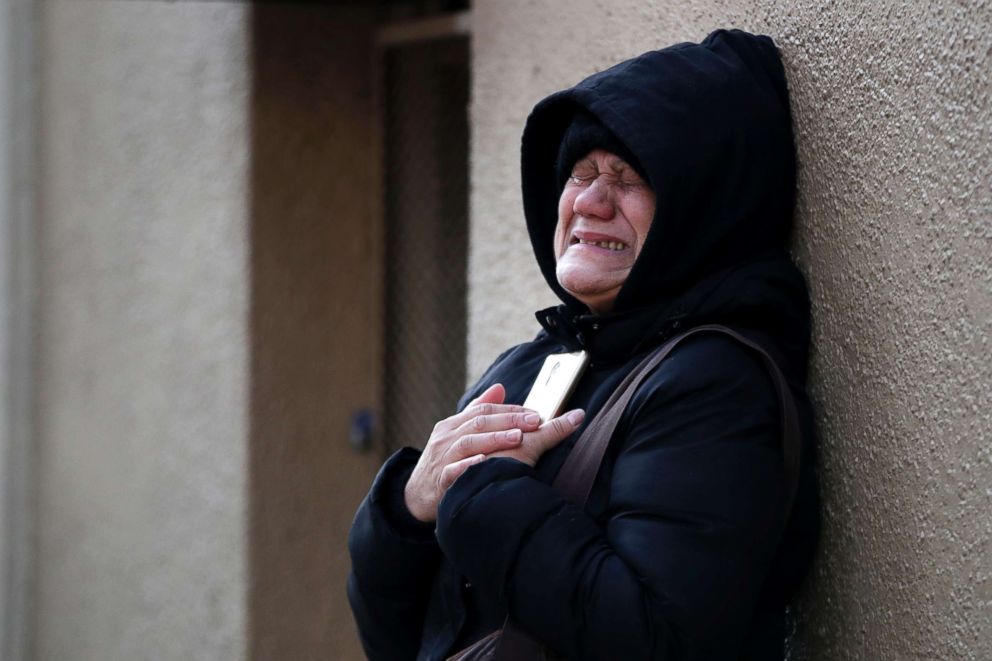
348, 29, 819, 660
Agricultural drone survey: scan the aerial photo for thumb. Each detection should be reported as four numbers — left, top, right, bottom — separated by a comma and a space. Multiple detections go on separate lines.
530, 409, 585, 453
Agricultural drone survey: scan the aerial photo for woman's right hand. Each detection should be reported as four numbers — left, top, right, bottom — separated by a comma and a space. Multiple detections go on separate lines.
403, 383, 542, 523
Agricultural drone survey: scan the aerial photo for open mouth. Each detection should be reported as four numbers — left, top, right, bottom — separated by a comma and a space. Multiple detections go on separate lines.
570, 237, 628, 251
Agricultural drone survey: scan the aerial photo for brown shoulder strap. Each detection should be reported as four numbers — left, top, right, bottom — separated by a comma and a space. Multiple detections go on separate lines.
552, 324, 801, 515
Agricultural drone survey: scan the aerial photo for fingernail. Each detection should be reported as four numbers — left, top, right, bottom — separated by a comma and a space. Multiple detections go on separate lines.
524, 413, 541, 426
505, 429, 522, 442
567, 409, 585, 425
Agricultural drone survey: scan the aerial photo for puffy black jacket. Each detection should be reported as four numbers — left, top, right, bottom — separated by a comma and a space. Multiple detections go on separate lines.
348, 29, 819, 660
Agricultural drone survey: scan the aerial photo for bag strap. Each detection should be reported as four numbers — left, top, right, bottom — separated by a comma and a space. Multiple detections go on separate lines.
495, 324, 802, 660
552, 324, 801, 514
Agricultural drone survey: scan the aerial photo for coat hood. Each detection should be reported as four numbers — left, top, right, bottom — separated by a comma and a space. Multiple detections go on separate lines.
521, 29, 810, 373
522, 29, 797, 310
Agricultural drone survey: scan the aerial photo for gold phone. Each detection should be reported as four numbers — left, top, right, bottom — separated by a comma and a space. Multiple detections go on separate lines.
522, 351, 589, 423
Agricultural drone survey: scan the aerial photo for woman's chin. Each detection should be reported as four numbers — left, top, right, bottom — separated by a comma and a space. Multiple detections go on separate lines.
556, 274, 620, 313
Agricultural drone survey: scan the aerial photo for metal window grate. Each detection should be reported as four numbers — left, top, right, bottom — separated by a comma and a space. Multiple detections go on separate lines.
381, 36, 469, 455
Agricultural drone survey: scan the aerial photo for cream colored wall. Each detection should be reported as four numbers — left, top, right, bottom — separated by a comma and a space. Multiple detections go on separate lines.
36, 3, 249, 660
469, 2, 991, 658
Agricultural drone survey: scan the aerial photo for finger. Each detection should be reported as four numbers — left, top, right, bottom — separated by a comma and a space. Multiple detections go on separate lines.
450, 428, 523, 460
440, 454, 486, 490
432, 384, 511, 436
472, 383, 505, 406
526, 409, 585, 454
456, 410, 542, 437
440, 399, 534, 434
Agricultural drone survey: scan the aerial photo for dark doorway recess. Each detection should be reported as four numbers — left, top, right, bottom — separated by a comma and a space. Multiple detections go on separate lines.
381, 35, 470, 455
247, 5, 380, 660
247, 4, 470, 660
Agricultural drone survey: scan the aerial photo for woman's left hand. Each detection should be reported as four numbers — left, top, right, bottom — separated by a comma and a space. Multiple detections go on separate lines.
488, 408, 585, 467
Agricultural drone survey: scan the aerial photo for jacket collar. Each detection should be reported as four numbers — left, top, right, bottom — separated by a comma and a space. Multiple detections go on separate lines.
536, 301, 688, 365
533, 252, 810, 376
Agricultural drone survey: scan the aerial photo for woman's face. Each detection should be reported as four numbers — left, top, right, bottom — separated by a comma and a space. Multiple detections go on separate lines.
553, 149, 656, 314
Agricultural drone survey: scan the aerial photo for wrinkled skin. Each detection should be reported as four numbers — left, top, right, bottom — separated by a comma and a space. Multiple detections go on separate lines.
554, 149, 656, 314
404, 383, 584, 522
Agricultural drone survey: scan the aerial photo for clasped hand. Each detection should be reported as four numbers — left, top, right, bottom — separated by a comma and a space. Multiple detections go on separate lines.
404, 383, 585, 523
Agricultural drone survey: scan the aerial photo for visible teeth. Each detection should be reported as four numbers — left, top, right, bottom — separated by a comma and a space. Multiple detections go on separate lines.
577, 238, 626, 251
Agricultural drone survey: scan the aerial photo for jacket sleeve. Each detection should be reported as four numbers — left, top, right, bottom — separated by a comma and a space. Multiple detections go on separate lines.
435, 337, 790, 660
347, 447, 441, 661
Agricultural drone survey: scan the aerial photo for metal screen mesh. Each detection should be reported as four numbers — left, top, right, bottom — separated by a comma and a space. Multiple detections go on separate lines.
382, 36, 469, 455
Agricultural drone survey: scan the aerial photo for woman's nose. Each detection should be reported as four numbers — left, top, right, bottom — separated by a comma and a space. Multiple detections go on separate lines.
573, 177, 615, 220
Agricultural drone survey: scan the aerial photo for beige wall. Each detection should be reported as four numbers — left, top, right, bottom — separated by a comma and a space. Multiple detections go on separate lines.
36, 3, 250, 660
469, 1, 991, 659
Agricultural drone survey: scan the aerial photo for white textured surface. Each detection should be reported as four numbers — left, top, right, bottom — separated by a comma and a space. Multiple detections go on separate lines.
470, 1, 992, 658
36, 3, 249, 660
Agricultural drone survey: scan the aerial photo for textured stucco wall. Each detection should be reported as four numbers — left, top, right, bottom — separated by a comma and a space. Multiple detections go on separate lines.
469, 2, 991, 658
36, 3, 250, 660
